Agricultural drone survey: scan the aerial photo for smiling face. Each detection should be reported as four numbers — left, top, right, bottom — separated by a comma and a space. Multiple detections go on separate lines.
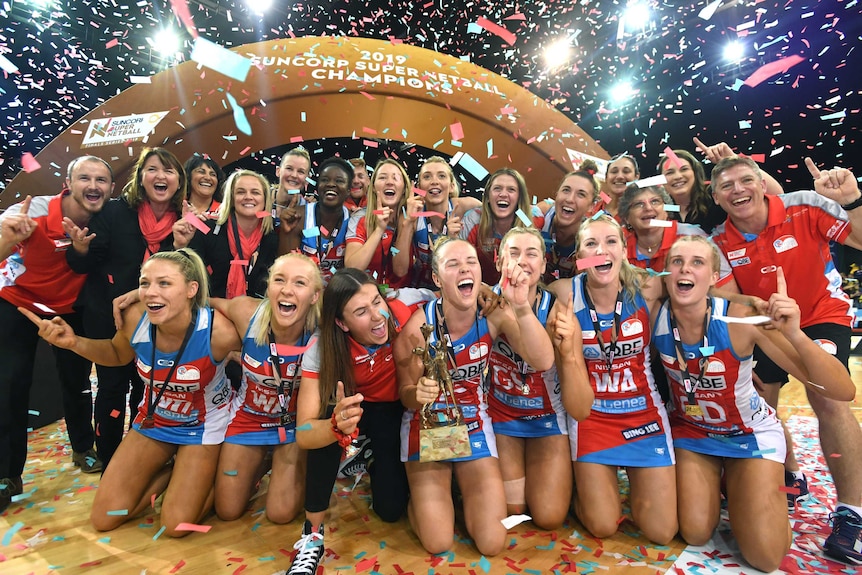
664, 240, 719, 307
499, 231, 545, 288
66, 159, 113, 216
372, 163, 406, 210
555, 173, 595, 227
661, 157, 695, 205
418, 161, 453, 206
141, 155, 180, 208
138, 259, 198, 326
317, 164, 350, 209
232, 175, 267, 219
336, 283, 391, 347
603, 157, 639, 200
350, 165, 369, 201
277, 154, 310, 195
189, 163, 218, 202
577, 220, 625, 288
487, 174, 519, 220
268, 257, 321, 331
711, 163, 767, 229
433, 240, 482, 308
625, 189, 667, 235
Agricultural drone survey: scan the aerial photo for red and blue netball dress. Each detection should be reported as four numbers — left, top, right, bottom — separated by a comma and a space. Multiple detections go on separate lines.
224, 301, 312, 446
487, 287, 567, 437
300, 203, 350, 286
568, 273, 673, 467
400, 299, 496, 462
130, 307, 231, 444
346, 210, 410, 290
652, 297, 785, 464
540, 206, 577, 283
411, 200, 452, 290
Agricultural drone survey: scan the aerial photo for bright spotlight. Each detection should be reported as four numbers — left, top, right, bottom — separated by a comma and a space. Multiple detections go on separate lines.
151, 29, 181, 57
624, 3, 651, 32
246, 0, 273, 14
544, 37, 572, 69
723, 41, 745, 62
611, 81, 637, 104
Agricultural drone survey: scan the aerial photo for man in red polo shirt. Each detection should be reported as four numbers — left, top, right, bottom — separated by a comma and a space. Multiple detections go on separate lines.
710, 155, 862, 565
0, 155, 113, 513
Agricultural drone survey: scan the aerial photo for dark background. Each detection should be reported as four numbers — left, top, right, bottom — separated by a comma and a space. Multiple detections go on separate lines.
0, 0, 860, 199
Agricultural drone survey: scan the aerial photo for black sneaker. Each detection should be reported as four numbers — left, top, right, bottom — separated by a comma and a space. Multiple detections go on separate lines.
784, 471, 810, 512
823, 507, 862, 565
0, 477, 24, 513
73, 449, 103, 474
287, 520, 324, 575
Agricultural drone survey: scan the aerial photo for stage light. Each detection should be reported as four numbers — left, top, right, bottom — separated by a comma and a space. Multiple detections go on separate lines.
611, 81, 636, 104
151, 29, 181, 57
245, 0, 273, 15
544, 37, 572, 70
623, 2, 651, 32
723, 41, 745, 62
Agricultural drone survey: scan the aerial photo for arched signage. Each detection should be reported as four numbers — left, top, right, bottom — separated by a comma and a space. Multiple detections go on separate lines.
2, 36, 607, 208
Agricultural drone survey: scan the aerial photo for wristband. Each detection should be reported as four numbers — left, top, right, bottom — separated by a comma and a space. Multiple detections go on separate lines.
330, 411, 359, 448
840, 193, 862, 211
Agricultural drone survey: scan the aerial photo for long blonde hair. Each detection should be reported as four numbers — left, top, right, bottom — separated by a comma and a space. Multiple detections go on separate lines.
251, 253, 323, 346
217, 169, 275, 235
365, 159, 410, 233
575, 214, 649, 304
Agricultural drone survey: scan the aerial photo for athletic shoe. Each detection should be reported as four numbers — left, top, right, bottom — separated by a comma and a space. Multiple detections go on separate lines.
73, 449, 103, 474
0, 477, 24, 513
784, 471, 809, 512
287, 520, 324, 575
823, 507, 862, 565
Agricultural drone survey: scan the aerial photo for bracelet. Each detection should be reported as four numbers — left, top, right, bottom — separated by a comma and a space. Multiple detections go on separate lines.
330, 411, 358, 448
841, 193, 862, 211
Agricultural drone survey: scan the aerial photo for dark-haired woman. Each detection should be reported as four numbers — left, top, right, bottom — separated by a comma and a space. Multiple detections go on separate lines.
23, 249, 241, 535
539, 162, 600, 282
278, 157, 354, 286
587, 154, 639, 223
66, 147, 186, 466
184, 155, 225, 217
395, 237, 554, 556
285, 269, 432, 574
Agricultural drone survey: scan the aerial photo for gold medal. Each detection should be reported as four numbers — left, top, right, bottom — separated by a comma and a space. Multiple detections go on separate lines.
685, 404, 704, 417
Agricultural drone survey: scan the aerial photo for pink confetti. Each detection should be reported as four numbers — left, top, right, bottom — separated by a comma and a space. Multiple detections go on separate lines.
169, 560, 186, 573
372, 209, 385, 215
576, 255, 608, 271
742, 55, 805, 88
475, 17, 516, 46
449, 122, 464, 141
183, 212, 210, 234
169, 0, 199, 38
413, 211, 446, 218
599, 191, 612, 204
105, 38, 119, 49
663, 147, 682, 169
273, 339, 316, 356
255, 211, 269, 219
21, 152, 40, 173
412, 187, 426, 197
174, 522, 212, 533
109, 409, 121, 418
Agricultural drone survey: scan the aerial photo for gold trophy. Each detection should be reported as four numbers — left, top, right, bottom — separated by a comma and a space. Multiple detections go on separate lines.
413, 324, 472, 462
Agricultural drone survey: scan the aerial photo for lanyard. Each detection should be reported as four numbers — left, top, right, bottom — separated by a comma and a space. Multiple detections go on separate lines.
581, 284, 624, 375
378, 224, 397, 285
434, 299, 481, 374
268, 330, 306, 427
668, 298, 712, 405
427, 200, 452, 245
143, 309, 198, 428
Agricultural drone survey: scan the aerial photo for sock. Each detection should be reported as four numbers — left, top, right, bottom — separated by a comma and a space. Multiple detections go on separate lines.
836, 502, 862, 516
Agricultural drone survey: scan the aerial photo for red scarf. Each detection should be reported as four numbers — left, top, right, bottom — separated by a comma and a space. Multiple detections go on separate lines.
138, 202, 178, 262
226, 217, 263, 298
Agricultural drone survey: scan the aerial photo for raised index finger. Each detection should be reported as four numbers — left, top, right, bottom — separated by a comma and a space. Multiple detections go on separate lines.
692, 137, 708, 155
19, 195, 32, 215
17, 306, 43, 327
804, 157, 821, 180
775, 266, 787, 296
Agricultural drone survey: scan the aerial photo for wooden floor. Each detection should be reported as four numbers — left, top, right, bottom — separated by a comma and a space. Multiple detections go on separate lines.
2, 359, 861, 575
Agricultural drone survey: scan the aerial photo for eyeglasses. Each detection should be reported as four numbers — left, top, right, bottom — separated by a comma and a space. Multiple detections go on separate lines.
630, 197, 664, 211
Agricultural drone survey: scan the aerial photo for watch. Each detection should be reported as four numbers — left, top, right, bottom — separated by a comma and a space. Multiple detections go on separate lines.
841, 193, 862, 211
